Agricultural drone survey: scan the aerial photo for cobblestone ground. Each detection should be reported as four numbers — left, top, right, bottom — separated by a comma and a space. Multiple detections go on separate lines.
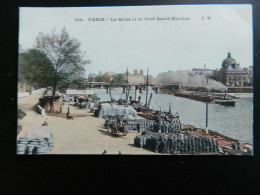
18, 95, 158, 155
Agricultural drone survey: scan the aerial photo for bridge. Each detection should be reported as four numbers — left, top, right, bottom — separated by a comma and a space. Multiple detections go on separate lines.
86, 82, 181, 94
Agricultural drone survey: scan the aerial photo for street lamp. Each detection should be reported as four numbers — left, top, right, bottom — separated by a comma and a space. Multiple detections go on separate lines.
205, 75, 209, 134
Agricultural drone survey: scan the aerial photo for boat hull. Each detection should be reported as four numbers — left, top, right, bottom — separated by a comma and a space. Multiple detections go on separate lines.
214, 100, 236, 106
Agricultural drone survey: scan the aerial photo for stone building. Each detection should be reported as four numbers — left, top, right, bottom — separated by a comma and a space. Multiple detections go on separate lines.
104, 71, 115, 82
126, 69, 153, 85
214, 52, 253, 87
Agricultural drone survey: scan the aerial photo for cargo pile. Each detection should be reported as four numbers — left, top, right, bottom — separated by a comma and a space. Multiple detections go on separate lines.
126, 120, 154, 131
17, 137, 53, 155
150, 118, 183, 133
134, 131, 219, 154
95, 103, 138, 118
125, 118, 183, 133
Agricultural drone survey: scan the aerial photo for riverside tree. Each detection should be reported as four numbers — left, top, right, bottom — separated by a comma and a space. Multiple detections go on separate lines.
35, 28, 88, 112
19, 49, 54, 87
110, 74, 126, 85
95, 75, 106, 82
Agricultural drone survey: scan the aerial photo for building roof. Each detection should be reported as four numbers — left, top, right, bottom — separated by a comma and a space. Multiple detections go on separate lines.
222, 52, 237, 69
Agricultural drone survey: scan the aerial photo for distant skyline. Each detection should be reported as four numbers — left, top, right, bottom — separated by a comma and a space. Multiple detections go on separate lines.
19, 5, 253, 77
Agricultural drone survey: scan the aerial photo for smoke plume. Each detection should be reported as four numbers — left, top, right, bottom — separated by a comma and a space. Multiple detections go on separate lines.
155, 71, 228, 91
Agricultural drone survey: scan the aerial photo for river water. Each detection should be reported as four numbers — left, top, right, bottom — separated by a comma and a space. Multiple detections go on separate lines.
94, 88, 253, 144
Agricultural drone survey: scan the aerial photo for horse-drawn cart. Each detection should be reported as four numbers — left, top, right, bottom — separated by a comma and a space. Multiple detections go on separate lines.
104, 116, 153, 136
105, 119, 131, 136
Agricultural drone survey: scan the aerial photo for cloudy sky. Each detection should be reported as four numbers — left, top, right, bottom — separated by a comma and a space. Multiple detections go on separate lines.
19, 5, 253, 77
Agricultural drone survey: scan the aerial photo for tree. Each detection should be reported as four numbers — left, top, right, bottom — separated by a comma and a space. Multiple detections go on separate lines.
95, 75, 105, 82
68, 77, 88, 89
19, 49, 54, 87
110, 74, 126, 85
35, 28, 87, 112
105, 74, 112, 82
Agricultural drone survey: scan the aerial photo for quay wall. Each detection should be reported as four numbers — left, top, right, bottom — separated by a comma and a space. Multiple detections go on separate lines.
18, 88, 46, 98
228, 87, 253, 93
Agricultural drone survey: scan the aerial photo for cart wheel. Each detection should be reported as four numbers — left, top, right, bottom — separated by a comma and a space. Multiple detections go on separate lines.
112, 129, 117, 135
112, 124, 118, 135
122, 131, 128, 136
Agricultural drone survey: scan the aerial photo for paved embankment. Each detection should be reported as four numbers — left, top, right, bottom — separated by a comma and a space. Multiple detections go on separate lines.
18, 94, 157, 154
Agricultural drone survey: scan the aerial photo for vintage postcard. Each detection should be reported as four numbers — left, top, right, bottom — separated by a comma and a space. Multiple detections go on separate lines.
17, 5, 253, 155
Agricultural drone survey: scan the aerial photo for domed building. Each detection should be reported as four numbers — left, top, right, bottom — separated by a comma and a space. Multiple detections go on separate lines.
215, 52, 253, 87
222, 52, 241, 71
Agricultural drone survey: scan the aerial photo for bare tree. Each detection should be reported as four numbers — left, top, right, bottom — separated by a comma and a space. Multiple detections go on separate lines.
35, 28, 87, 112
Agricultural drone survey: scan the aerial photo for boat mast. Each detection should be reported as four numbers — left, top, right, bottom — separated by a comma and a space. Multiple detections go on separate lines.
148, 92, 153, 108
145, 68, 149, 108
109, 87, 113, 101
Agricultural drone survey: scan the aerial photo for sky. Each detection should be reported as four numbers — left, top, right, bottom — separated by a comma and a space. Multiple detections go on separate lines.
19, 5, 253, 77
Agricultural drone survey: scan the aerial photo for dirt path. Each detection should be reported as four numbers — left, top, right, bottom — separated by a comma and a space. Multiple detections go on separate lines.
18, 94, 157, 155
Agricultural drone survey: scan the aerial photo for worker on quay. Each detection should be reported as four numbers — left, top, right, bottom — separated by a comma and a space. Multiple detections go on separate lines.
137, 123, 140, 133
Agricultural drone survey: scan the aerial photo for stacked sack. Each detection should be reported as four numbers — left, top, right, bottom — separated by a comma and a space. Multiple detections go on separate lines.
150, 118, 183, 133
124, 118, 182, 133
134, 131, 218, 154
17, 137, 54, 155
126, 120, 154, 131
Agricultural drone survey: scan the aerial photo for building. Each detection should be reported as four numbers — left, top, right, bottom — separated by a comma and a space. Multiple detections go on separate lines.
104, 71, 115, 82
214, 52, 253, 87
139, 69, 144, 76
126, 69, 153, 85
98, 71, 103, 76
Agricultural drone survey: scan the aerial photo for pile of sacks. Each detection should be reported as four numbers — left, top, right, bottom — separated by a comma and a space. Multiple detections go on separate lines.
149, 118, 183, 133
127, 118, 183, 132
134, 131, 219, 154
17, 137, 53, 155
97, 103, 138, 118
126, 120, 154, 131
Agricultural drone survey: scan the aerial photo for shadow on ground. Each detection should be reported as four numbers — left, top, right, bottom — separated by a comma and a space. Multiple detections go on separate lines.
127, 143, 137, 148
98, 129, 127, 139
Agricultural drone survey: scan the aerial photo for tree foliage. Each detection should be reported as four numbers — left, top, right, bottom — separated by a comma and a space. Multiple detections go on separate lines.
68, 77, 88, 89
95, 75, 105, 82
110, 74, 126, 85
36, 28, 87, 92
19, 49, 54, 87
35, 28, 88, 112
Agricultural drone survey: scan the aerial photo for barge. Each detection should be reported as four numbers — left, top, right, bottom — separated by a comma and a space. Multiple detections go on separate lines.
183, 124, 252, 155
174, 91, 214, 102
213, 98, 236, 106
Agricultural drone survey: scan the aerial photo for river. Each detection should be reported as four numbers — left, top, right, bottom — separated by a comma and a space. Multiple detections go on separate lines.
94, 88, 253, 144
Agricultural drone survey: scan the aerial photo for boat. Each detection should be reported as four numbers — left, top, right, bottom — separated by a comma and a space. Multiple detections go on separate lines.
213, 91, 236, 106
214, 98, 236, 106
174, 91, 214, 102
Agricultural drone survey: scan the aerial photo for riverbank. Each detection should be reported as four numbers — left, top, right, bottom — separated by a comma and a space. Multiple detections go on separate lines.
94, 88, 253, 144
160, 88, 253, 99
18, 94, 158, 154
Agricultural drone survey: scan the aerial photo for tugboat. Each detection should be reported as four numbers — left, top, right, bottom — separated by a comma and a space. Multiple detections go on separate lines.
214, 91, 236, 106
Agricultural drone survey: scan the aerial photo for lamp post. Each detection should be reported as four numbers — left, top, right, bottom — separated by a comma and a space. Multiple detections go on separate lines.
205, 75, 209, 134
